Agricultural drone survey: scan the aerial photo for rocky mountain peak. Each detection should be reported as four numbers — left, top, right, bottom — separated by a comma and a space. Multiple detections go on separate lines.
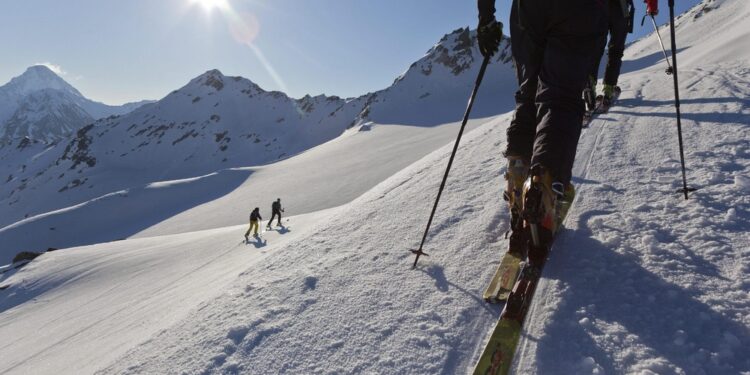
194, 69, 226, 91
4, 65, 82, 98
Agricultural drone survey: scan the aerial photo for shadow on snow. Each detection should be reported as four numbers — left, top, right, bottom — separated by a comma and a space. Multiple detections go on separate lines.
534, 210, 750, 374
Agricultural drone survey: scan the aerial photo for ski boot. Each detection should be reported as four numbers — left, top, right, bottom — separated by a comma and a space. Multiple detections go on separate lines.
582, 75, 597, 112
503, 156, 530, 257
594, 95, 605, 111
521, 166, 564, 269
597, 84, 621, 113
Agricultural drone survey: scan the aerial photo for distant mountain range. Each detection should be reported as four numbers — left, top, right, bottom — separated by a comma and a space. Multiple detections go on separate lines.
0, 27, 514, 233
0, 65, 152, 144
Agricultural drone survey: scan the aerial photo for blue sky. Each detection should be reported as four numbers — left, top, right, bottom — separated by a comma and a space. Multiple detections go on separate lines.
0, 0, 702, 105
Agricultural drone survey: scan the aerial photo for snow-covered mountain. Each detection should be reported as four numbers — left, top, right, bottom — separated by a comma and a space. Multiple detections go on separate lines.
352, 27, 514, 127
0, 65, 151, 144
0, 0, 749, 374
0, 27, 514, 245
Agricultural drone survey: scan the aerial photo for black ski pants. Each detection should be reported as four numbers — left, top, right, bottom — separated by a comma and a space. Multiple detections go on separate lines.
267, 210, 281, 227
593, 0, 628, 87
505, 0, 608, 185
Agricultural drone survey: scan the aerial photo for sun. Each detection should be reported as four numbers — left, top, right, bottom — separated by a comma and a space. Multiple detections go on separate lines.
190, 0, 229, 12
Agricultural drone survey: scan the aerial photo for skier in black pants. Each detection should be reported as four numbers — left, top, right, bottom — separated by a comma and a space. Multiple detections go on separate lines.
266, 198, 284, 230
590, 0, 635, 109
477, 0, 608, 265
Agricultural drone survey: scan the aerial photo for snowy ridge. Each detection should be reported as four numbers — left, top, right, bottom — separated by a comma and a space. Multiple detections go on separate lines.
0, 65, 151, 144
2, 89, 93, 142
627, 0, 750, 66
359, 27, 514, 127
0, 65, 83, 101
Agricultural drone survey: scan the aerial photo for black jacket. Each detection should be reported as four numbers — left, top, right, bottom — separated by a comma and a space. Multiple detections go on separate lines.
250, 211, 262, 221
272, 201, 282, 213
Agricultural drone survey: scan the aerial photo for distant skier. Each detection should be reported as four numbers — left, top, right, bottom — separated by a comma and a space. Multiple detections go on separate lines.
245, 207, 262, 241
266, 198, 284, 230
477, 0, 608, 264
589, 0, 635, 110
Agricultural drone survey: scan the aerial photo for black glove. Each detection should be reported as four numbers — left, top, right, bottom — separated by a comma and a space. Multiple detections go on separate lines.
477, 19, 503, 58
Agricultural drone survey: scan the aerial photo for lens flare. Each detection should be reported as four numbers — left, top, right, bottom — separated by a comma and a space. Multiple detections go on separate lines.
228, 12, 260, 45
189, 0, 296, 110
190, 0, 229, 12
225, 11, 291, 96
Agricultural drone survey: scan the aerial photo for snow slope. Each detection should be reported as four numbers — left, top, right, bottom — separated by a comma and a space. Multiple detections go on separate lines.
1, 0, 749, 374
0, 210, 333, 374
517, 1, 750, 373
0, 115, 487, 258
0, 28, 515, 263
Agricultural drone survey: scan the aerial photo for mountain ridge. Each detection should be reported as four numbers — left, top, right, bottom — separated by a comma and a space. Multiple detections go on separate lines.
0, 26, 514, 236
0, 65, 153, 144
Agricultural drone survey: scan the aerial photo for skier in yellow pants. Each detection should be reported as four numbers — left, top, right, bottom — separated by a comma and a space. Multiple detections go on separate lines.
244, 207, 262, 241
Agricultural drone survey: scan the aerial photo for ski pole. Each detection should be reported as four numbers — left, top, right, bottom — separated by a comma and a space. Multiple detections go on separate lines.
410, 55, 491, 268
668, 0, 695, 199
649, 14, 674, 75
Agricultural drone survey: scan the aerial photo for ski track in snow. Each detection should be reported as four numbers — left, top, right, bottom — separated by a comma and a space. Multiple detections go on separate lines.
517, 50, 750, 375
1, 0, 750, 374
96, 114, 515, 375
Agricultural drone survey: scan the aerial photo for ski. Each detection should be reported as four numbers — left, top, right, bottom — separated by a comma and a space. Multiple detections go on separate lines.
474, 262, 544, 375
482, 251, 523, 303
474, 184, 575, 375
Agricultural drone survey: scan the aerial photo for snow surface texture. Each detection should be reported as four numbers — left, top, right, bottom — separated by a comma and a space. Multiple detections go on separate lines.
0, 211, 330, 374
517, 0, 750, 373
1, 0, 749, 374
